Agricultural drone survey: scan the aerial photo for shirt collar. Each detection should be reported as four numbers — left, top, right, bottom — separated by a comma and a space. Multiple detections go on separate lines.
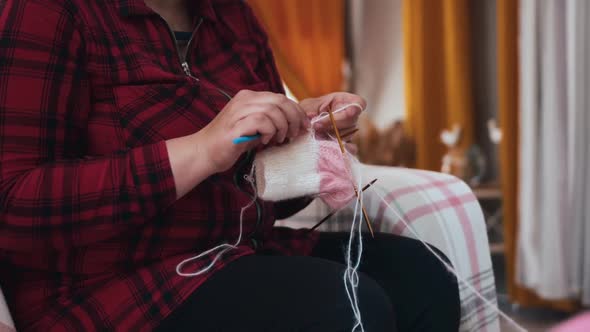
193, 0, 218, 22
117, 0, 218, 22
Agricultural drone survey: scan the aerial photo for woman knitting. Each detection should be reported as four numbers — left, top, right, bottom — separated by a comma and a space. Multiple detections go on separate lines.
0, 0, 460, 330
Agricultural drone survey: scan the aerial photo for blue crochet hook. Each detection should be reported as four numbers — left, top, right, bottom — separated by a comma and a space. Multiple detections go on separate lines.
232, 134, 261, 144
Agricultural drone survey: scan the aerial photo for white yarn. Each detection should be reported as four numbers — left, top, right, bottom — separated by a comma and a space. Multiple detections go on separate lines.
311, 103, 365, 125
175, 168, 257, 277
255, 102, 364, 203
255, 109, 368, 331
254, 133, 321, 202
370, 186, 528, 332
343, 157, 366, 332
310, 102, 368, 331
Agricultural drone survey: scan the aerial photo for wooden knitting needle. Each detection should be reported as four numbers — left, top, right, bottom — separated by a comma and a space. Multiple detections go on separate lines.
326, 108, 375, 238
340, 128, 359, 141
307, 178, 378, 233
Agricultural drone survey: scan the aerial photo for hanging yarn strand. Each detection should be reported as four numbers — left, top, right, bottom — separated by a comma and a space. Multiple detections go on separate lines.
370, 186, 528, 332
322, 104, 370, 331
176, 168, 258, 277
343, 159, 366, 332
326, 106, 375, 237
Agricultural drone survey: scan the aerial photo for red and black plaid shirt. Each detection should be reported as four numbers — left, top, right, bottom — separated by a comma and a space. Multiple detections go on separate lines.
0, 0, 317, 330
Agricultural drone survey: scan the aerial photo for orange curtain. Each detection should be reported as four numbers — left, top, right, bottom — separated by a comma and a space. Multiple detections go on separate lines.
496, 0, 578, 312
248, 0, 345, 100
403, 0, 474, 171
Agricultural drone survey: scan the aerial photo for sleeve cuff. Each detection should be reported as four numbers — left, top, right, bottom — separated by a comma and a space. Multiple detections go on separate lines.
129, 141, 177, 216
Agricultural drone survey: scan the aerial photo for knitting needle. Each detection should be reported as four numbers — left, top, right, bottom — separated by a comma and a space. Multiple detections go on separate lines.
307, 178, 378, 233
233, 134, 261, 144
234, 126, 357, 145
326, 108, 375, 238
340, 128, 359, 141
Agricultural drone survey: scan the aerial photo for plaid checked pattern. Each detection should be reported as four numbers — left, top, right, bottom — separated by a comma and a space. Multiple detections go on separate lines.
0, 0, 317, 330
278, 165, 501, 332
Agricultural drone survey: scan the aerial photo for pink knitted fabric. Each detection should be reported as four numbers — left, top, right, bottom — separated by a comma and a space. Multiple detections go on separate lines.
253, 133, 356, 209
318, 139, 356, 210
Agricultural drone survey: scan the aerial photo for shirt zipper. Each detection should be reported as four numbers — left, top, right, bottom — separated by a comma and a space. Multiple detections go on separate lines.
159, 17, 203, 81
160, 15, 261, 243
159, 17, 234, 100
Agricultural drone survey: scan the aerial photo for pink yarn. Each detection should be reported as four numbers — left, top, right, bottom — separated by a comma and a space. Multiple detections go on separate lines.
317, 139, 356, 210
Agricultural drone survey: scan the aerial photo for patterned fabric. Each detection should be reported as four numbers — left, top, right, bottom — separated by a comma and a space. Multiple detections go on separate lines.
0, 0, 317, 330
278, 165, 501, 332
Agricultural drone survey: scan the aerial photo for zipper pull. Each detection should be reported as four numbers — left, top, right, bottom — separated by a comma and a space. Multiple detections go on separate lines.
181, 62, 191, 76
182, 62, 199, 82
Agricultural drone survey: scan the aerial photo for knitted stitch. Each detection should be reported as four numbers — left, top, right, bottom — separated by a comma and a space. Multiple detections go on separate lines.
254, 132, 355, 210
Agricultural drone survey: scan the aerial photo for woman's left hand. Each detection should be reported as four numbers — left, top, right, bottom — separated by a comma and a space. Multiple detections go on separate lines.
299, 92, 366, 140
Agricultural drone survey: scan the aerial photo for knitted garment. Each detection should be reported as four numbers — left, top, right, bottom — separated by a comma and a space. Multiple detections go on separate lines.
254, 132, 355, 210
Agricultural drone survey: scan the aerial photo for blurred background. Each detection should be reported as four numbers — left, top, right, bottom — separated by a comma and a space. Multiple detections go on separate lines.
248, 0, 590, 331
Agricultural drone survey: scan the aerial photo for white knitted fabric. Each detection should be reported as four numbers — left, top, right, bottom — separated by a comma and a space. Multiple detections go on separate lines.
254, 132, 321, 202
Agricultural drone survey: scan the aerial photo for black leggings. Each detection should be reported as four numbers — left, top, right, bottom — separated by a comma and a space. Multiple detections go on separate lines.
156, 233, 461, 332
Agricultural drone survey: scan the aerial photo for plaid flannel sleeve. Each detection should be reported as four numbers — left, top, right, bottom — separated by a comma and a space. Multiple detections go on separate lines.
0, 0, 177, 252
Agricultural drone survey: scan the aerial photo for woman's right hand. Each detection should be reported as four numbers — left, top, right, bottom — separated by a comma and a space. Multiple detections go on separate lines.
168, 90, 309, 198
197, 90, 310, 173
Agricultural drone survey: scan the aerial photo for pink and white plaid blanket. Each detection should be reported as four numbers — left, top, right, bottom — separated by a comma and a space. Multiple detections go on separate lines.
278, 165, 500, 332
